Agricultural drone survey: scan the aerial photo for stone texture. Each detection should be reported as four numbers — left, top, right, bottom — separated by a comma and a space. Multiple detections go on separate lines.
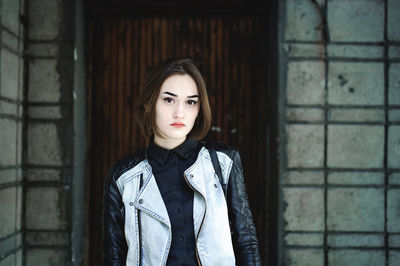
0, 118, 17, 166
327, 44, 383, 59
15, 186, 22, 231
388, 126, 400, 168
16, 122, 22, 165
284, 233, 323, 246
0, 187, 17, 238
0, 49, 20, 100
25, 232, 69, 246
283, 188, 324, 231
327, 188, 384, 231
18, 58, 24, 100
327, 125, 384, 168
389, 235, 400, 247
25, 249, 68, 266
0, 233, 21, 257
390, 251, 400, 266
327, 0, 384, 42
388, 0, 400, 41
0, 100, 18, 117
388, 189, 400, 233
283, 43, 325, 58
28, 0, 62, 40
329, 250, 385, 266
2, 30, 19, 52
16, 249, 22, 266
286, 108, 324, 122
286, 125, 324, 168
2, 0, 21, 35
27, 122, 62, 166
327, 233, 384, 247
0, 254, 16, 266
0, 169, 17, 184
328, 62, 384, 106
389, 173, 400, 185
389, 110, 400, 122
284, 0, 323, 41
28, 43, 60, 57
389, 46, 400, 59
28, 106, 62, 119
286, 61, 325, 104
28, 59, 61, 102
25, 187, 67, 230
328, 172, 383, 185
26, 168, 61, 182
284, 249, 323, 266
389, 63, 400, 106
328, 109, 385, 122
282, 171, 324, 185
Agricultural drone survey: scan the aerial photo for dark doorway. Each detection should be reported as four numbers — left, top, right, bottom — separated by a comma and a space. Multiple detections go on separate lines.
85, 1, 278, 265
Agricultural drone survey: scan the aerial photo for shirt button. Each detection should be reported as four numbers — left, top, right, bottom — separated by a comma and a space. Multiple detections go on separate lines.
129, 202, 134, 206
179, 236, 184, 241
188, 174, 194, 179
138, 199, 143, 204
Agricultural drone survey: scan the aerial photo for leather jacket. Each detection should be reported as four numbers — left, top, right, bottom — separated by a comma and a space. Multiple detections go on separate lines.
102, 142, 262, 266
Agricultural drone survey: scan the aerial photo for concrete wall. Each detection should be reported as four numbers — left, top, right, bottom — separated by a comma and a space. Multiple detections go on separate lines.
0, 0, 25, 265
279, 0, 400, 265
24, 0, 75, 265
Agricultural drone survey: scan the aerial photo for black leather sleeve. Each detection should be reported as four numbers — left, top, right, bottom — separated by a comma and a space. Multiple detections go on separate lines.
227, 149, 262, 266
102, 165, 128, 266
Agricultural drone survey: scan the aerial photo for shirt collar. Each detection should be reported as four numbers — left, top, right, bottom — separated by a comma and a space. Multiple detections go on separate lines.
147, 138, 199, 166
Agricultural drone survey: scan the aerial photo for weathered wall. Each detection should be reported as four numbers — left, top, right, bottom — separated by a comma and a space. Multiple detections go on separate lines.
0, 0, 24, 265
24, 0, 75, 265
279, 0, 400, 265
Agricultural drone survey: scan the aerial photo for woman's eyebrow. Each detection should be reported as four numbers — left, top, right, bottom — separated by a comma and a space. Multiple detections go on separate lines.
162, 91, 199, 99
162, 91, 177, 97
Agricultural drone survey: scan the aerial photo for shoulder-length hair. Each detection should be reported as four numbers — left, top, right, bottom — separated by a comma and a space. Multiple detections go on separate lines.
134, 58, 211, 140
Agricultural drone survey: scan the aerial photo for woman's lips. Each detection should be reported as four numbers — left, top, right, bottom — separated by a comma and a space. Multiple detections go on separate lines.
170, 122, 185, 128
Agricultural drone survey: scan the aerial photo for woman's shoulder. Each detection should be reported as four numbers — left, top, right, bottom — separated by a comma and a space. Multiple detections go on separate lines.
203, 140, 239, 159
107, 148, 147, 180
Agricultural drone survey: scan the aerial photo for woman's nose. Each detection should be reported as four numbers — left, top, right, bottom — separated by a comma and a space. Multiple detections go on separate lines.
173, 104, 184, 119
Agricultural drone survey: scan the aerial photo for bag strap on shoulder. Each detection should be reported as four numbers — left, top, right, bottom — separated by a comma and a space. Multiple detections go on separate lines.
205, 141, 228, 199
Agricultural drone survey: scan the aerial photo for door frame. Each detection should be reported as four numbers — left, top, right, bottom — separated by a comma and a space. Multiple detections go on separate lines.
82, 1, 279, 265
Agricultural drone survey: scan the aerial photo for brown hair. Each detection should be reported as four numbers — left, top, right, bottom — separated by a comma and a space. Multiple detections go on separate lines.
135, 58, 211, 140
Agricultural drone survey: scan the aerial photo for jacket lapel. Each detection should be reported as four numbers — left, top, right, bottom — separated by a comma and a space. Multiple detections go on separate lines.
185, 150, 208, 234
133, 166, 170, 227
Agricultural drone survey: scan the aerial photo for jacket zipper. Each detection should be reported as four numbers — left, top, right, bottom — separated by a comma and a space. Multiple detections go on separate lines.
184, 173, 206, 266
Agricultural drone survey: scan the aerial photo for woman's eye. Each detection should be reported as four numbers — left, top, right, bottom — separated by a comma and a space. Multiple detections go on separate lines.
164, 97, 174, 104
187, 100, 197, 106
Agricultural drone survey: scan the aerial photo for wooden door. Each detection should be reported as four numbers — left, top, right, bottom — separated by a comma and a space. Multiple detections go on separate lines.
87, 11, 272, 265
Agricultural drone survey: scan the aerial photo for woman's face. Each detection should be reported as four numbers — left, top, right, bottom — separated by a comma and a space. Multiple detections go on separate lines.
154, 74, 200, 149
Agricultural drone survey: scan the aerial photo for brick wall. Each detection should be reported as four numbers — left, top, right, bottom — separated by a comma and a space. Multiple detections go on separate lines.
0, 0, 25, 265
279, 0, 400, 265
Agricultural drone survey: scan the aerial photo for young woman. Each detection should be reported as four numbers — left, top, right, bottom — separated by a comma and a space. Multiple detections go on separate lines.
102, 58, 261, 266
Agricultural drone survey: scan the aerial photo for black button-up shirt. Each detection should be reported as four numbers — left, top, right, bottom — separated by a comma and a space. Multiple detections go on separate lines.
147, 138, 200, 266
